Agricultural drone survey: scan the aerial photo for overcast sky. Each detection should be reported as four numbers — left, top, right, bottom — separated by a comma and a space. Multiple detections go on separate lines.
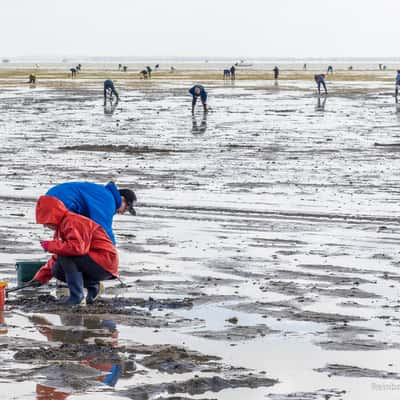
2, 0, 398, 58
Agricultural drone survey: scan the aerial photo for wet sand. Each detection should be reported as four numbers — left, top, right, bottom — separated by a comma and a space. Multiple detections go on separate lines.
0, 67, 399, 399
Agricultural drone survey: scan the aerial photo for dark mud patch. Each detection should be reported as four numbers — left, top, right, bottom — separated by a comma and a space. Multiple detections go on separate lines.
7, 295, 195, 328
298, 263, 378, 275
314, 323, 396, 350
190, 324, 278, 341
316, 364, 400, 379
60, 144, 191, 155
231, 301, 367, 324
36, 362, 105, 391
273, 269, 373, 285
8, 294, 193, 312
122, 373, 278, 399
326, 324, 379, 337
315, 339, 399, 351
13, 342, 134, 367
139, 346, 220, 373
258, 279, 378, 299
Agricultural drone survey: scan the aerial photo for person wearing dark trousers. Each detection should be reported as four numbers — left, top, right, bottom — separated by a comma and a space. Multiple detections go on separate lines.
189, 85, 208, 114
104, 79, 119, 104
52, 255, 112, 304
395, 70, 400, 103
230, 65, 236, 80
273, 66, 279, 80
314, 74, 328, 95
31, 196, 119, 305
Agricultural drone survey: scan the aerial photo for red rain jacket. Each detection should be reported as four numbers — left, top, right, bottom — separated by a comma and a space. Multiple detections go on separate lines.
34, 195, 118, 284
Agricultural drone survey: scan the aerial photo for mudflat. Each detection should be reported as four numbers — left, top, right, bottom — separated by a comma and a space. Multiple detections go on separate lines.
0, 66, 399, 399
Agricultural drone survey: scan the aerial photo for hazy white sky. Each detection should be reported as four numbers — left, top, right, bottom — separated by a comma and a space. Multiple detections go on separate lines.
2, 0, 398, 58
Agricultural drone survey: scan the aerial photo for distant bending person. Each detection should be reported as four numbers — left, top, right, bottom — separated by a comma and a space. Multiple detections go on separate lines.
314, 74, 327, 95
28, 74, 36, 84
104, 80, 119, 104
395, 70, 400, 103
189, 85, 208, 114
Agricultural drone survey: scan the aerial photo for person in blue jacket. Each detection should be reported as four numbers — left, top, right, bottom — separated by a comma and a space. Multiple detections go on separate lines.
104, 80, 119, 104
46, 182, 137, 245
314, 74, 328, 95
395, 70, 400, 103
189, 85, 208, 114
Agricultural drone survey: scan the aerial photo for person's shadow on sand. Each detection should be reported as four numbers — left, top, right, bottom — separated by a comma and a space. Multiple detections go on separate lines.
192, 113, 207, 134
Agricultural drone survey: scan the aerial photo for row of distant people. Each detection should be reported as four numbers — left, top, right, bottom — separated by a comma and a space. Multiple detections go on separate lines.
303, 64, 390, 72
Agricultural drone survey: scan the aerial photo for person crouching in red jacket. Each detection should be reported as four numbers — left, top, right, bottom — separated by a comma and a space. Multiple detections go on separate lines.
31, 195, 119, 305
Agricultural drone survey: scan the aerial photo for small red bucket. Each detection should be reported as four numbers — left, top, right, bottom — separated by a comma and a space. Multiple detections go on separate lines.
0, 282, 8, 311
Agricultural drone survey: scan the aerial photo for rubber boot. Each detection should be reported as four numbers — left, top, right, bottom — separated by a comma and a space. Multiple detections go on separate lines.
64, 271, 85, 305
85, 281, 104, 304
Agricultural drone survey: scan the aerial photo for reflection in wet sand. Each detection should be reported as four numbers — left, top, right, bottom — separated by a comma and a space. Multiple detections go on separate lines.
315, 95, 327, 111
104, 99, 119, 115
192, 113, 207, 134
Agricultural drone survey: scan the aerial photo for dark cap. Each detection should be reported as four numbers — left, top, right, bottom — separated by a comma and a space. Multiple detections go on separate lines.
119, 189, 137, 215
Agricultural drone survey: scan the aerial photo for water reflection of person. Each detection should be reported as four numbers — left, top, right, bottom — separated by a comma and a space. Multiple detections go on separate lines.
395, 70, 400, 104
192, 113, 207, 134
315, 95, 327, 111
31, 314, 123, 388
36, 384, 69, 400
104, 98, 119, 115
0, 311, 7, 334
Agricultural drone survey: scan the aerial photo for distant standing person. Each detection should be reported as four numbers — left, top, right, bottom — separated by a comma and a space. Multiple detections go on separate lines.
104, 80, 119, 104
314, 74, 327, 95
395, 70, 400, 103
327, 65, 333, 74
189, 85, 208, 114
303, 63, 307, 70
230, 65, 236, 80
70, 68, 77, 78
273, 66, 279, 80
146, 66, 152, 79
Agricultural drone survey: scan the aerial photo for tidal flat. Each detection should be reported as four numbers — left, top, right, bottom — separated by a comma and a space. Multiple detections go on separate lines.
0, 66, 399, 399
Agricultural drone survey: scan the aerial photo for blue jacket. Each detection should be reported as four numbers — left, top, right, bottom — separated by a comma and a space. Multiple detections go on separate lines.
104, 80, 115, 89
396, 73, 400, 85
46, 182, 121, 244
189, 85, 207, 101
